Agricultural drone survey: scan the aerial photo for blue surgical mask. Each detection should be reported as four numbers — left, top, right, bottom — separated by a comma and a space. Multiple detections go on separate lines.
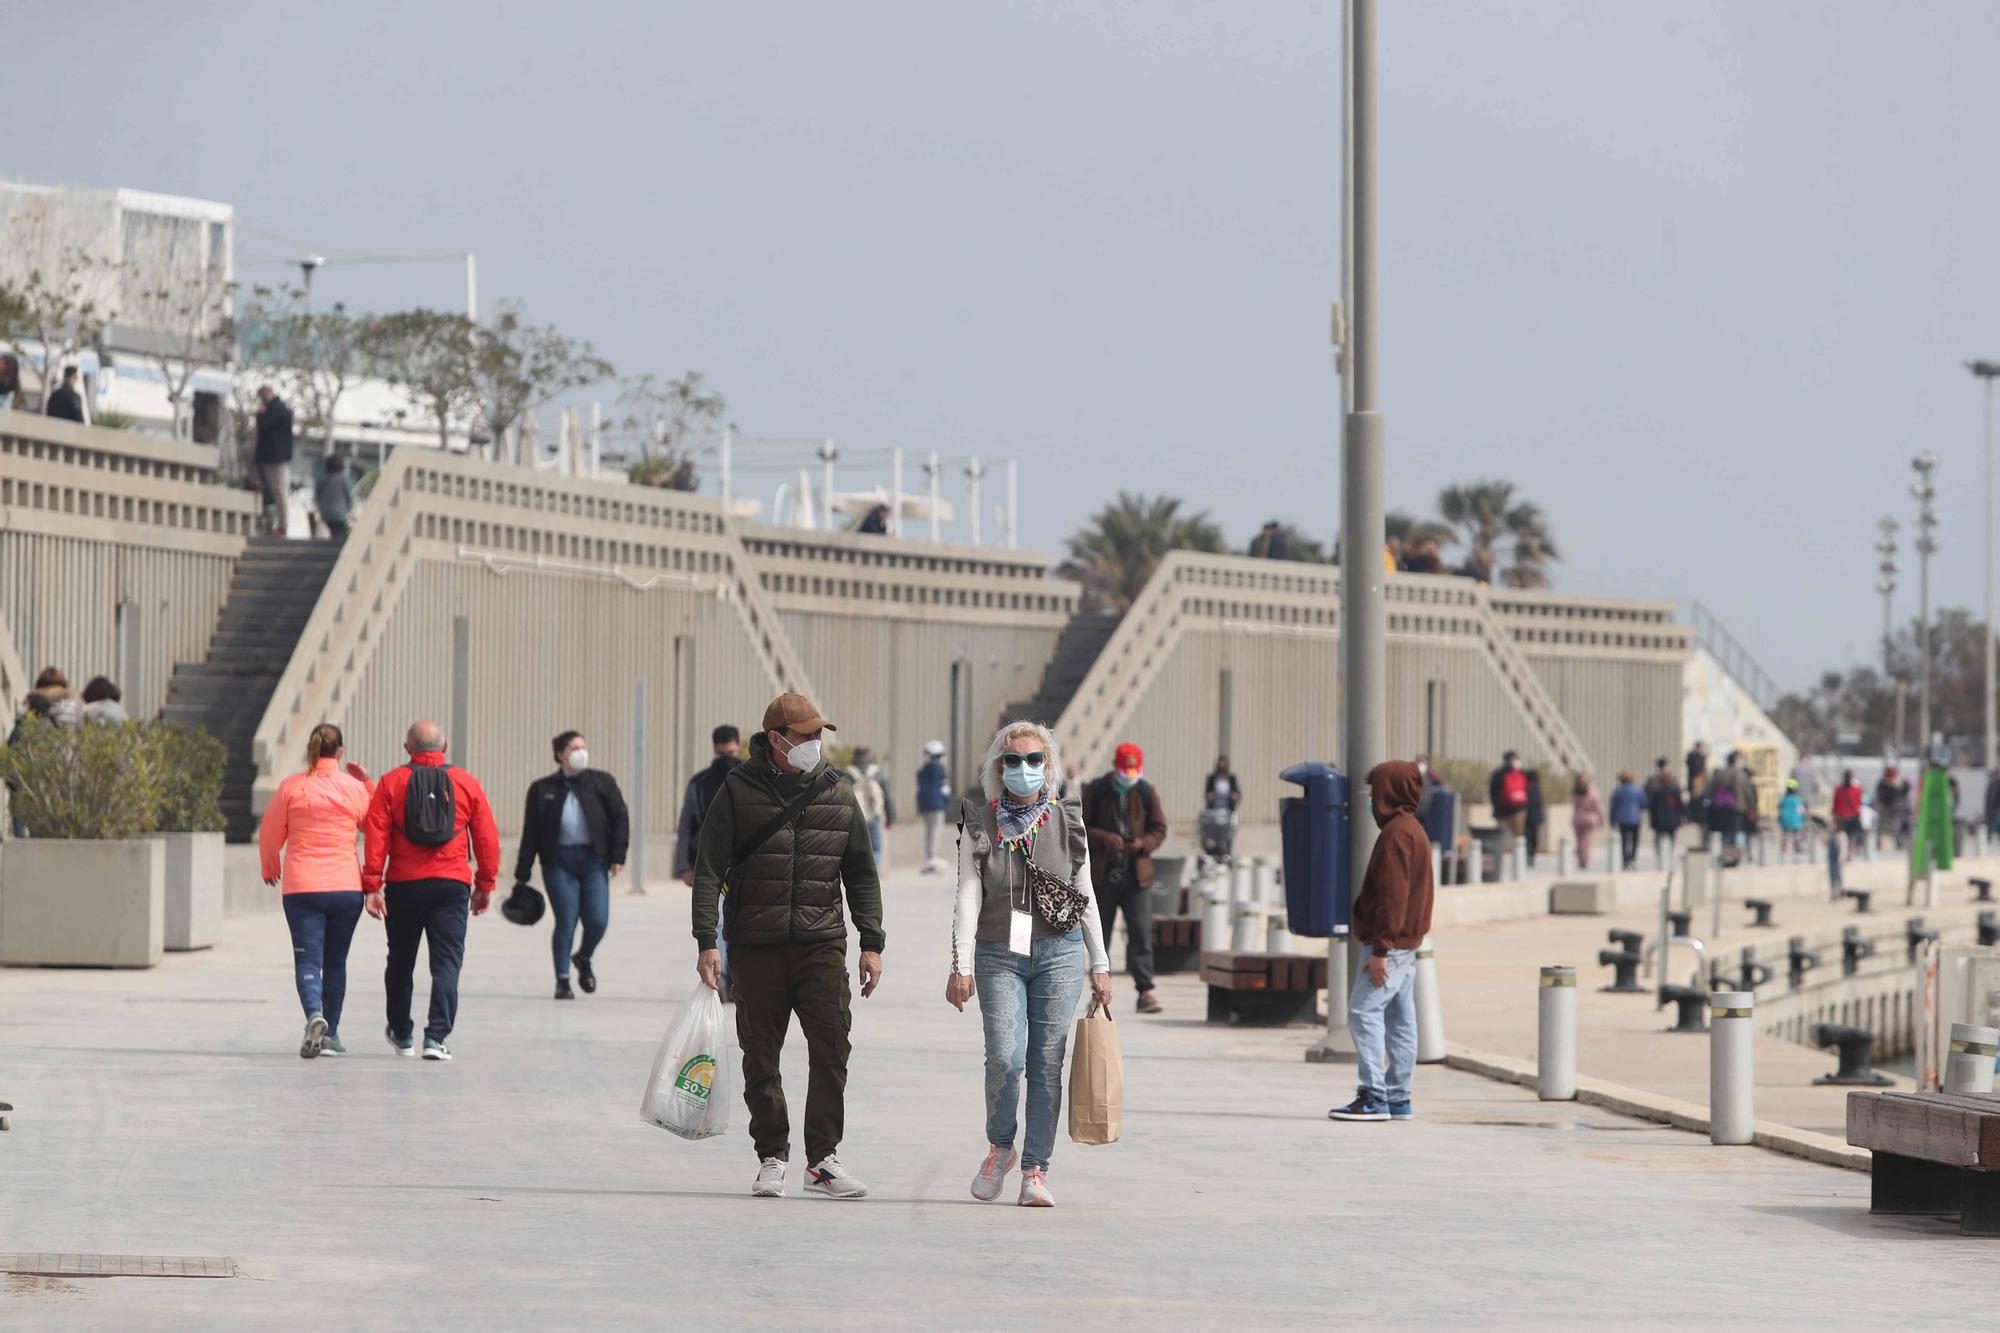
1114, 771, 1138, 793
1002, 763, 1045, 797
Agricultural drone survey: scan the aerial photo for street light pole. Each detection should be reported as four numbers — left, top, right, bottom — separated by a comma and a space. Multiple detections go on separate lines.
1911, 453, 1940, 758
1969, 361, 2000, 772
1312, 0, 1382, 1064
1875, 517, 1900, 752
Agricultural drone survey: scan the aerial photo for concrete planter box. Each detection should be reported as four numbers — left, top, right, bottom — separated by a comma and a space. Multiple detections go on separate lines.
1549, 878, 1614, 915
158, 831, 225, 951
0, 837, 165, 967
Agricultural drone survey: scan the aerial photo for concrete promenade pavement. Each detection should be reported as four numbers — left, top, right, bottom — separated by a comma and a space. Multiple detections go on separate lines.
3, 865, 1996, 1329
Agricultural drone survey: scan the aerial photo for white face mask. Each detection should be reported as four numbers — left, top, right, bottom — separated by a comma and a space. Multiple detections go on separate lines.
565, 749, 589, 774
777, 733, 822, 771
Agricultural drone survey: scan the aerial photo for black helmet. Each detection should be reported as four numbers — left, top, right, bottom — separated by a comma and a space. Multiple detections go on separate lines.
501, 881, 545, 926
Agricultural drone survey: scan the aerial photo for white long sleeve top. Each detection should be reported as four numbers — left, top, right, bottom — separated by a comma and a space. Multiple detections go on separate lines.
952, 818, 1109, 977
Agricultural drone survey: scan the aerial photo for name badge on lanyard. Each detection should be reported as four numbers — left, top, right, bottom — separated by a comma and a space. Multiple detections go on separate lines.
1009, 907, 1033, 956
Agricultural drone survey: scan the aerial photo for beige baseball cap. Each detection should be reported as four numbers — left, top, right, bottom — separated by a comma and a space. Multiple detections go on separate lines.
762, 692, 836, 734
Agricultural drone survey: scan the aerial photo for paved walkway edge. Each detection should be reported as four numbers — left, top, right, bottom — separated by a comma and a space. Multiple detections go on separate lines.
1440, 1044, 1871, 1173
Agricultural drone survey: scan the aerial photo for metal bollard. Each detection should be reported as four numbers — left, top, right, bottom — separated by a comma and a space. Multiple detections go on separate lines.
1979, 910, 2000, 948
1944, 1022, 2000, 1094
1840, 925, 1876, 976
1906, 916, 1939, 963
1709, 990, 1755, 1145
1538, 966, 1577, 1100
1844, 888, 1872, 914
1660, 984, 1708, 1034
1230, 861, 1263, 952
1973, 877, 1995, 904
1600, 928, 1645, 993
1786, 936, 1820, 990
1666, 909, 1691, 938
1266, 915, 1294, 955
1200, 879, 1232, 955
1510, 840, 1526, 882
1415, 936, 1446, 1063
1735, 946, 1772, 992
1556, 839, 1572, 876
1744, 898, 1775, 928
1811, 1022, 1892, 1086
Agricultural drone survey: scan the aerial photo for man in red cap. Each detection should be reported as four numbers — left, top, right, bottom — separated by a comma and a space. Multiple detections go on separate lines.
1083, 741, 1169, 1013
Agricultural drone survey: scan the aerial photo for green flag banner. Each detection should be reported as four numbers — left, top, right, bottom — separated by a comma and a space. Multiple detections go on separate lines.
1910, 764, 1955, 879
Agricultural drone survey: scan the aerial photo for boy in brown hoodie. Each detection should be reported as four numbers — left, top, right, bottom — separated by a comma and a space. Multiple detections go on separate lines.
1330, 760, 1435, 1123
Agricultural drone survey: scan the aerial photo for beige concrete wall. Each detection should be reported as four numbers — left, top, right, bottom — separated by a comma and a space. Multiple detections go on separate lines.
0, 413, 253, 718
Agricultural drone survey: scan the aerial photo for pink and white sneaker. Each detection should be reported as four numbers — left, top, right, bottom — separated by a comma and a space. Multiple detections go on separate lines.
1018, 1166, 1055, 1207
971, 1144, 1018, 1201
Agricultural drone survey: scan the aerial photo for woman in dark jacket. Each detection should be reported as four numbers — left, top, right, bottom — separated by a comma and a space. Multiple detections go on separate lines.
514, 729, 630, 999
1522, 770, 1546, 868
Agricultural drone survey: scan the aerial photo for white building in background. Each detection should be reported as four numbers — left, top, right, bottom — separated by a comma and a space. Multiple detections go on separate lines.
0, 177, 470, 462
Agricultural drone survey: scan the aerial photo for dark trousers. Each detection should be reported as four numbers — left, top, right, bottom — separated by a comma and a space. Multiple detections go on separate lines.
384, 879, 469, 1043
1097, 872, 1155, 993
731, 939, 851, 1165
282, 891, 364, 1031
1617, 824, 1641, 868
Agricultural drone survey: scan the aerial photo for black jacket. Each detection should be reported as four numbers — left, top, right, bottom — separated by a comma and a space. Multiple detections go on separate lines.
514, 768, 630, 882
255, 396, 295, 464
674, 755, 741, 874
45, 384, 84, 422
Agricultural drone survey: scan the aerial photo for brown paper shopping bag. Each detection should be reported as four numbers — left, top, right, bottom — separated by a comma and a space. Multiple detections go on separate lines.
1068, 1001, 1124, 1145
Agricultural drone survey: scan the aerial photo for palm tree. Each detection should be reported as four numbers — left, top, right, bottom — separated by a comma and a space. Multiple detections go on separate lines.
1386, 510, 1452, 568
1060, 492, 1226, 610
1436, 480, 1562, 587
1498, 501, 1560, 588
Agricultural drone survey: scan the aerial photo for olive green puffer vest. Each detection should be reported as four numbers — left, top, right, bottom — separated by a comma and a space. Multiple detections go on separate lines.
722, 759, 857, 947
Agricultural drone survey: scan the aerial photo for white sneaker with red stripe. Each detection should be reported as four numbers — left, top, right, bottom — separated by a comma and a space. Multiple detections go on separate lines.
805, 1156, 869, 1200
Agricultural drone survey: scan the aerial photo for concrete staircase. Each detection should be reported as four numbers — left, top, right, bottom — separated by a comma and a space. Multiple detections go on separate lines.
162, 538, 344, 843
1001, 609, 1122, 728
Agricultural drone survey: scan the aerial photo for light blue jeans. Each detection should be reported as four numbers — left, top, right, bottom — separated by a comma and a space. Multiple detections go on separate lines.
1347, 946, 1417, 1104
975, 932, 1087, 1170
544, 844, 610, 980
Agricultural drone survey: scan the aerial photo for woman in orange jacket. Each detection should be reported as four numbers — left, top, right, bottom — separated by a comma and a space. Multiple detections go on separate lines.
259, 723, 373, 1059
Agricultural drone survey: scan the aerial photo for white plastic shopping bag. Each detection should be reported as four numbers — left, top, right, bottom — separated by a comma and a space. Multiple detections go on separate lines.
640, 982, 736, 1140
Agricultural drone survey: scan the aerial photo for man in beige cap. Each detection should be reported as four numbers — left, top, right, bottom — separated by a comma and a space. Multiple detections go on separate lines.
692, 692, 885, 1200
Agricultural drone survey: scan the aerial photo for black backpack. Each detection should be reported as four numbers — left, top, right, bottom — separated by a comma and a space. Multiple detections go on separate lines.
403, 763, 458, 847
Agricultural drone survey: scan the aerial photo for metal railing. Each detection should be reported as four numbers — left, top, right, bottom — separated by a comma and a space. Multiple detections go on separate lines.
1691, 600, 1783, 714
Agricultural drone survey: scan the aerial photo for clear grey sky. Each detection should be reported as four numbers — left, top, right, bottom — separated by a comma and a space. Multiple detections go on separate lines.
11, 1, 1999, 689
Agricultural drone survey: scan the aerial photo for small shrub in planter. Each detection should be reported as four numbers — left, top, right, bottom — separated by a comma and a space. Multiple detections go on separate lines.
0, 716, 164, 838
149, 721, 227, 834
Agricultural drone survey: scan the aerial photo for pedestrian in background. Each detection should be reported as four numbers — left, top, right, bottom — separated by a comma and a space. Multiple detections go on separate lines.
1685, 740, 1708, 800
30, 668, 79, 728
1645, 760, 1684, 870
1832, 769, 1864, 859
79, 676, 127, 725
1570, 773, 1605, 868
0, 353, 19, 411
946, 720, 1111, 1207
44, 366, 84, 422
259, 723, 373, 1059
1083, 742, 1167, 1014
691, 692, 885, 1201
1488, 751, 1528, 859
362, 719, 502, 1062
514, 729, 629, 1000
253, 385, 294, 535
846, 746, 891, 865
1329, 761, 1435, 1124
1777, 778, 1806, 857
1608, 770, 1645, 870
315, 452, 354, 540
675, 724, 742, 887
1523, 769, 1546, 867
915, 739, 953, 872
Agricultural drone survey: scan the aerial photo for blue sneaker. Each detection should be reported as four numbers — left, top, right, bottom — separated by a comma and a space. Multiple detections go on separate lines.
386, 1025, 415, 1057
1329, 1095, 1390, 1122
1389, 1100, 1414, 1121
422, 1038, 452, 1062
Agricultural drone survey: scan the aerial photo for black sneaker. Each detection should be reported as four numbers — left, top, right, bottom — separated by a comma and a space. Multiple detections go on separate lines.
574, 954, 597, 994
386, 1025, 415, 1057
1329, 1095, 1390, 1122
555, 977, 575, 1000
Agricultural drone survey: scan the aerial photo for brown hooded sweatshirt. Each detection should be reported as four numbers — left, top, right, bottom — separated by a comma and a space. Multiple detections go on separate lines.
1351, 760, 1435, 956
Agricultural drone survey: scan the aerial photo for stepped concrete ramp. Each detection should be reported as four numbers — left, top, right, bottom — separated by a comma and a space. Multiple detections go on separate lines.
0, 858, 1989, 1327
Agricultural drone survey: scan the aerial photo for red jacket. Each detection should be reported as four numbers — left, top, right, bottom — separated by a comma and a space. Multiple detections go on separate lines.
1831, 782, 1863, 822
362, 753, 502, 894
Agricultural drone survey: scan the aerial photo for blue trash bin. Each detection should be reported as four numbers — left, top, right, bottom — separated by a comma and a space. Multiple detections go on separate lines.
1280, 761, 1350, 937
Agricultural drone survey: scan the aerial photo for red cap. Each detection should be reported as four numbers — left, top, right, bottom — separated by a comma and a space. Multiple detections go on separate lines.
1114, 743, 1143, 772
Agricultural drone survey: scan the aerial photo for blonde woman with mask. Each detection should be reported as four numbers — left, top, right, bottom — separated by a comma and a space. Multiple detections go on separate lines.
946, 720, 1111, 1208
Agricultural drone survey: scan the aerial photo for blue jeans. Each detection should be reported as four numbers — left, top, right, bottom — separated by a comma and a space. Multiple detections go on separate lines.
282, 892, 364, 1033
975, 932, 1087, 1171
1348, 946, 1418, 1104
544, 844, 610, 979
867, 818, 884, 863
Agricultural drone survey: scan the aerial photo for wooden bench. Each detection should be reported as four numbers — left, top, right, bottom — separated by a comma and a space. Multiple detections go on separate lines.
1200, 950, 1327, 1026
1150, 915, 1201, 974
1846, 1091, 2000, 1235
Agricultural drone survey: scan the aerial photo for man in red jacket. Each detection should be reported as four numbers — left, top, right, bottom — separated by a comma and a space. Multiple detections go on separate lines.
1330, 760, 1435, 1124
362, 719, 502, 1061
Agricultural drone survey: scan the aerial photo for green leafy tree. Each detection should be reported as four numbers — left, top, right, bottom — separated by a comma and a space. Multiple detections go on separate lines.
239, 285, 368, 452
364, 308, 479, 450
618, 371, 724, 490
1059, 492, 1225, 610
472, 303, 614, 463
6, 212, 113, 413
